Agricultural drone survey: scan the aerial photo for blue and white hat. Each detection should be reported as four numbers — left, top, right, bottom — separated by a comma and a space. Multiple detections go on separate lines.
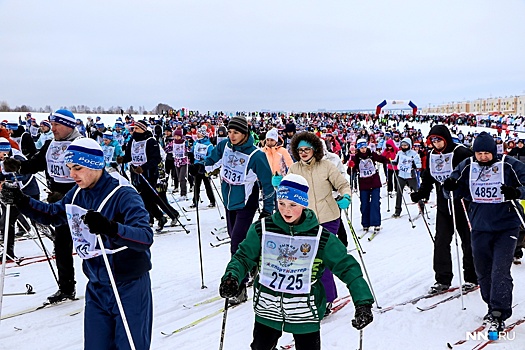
277, 174, 309, 207
50, 109, 76, 129
102, 131, 113, 140
6, 122, 18, 130
0, 137, 11, 152
64, 138, 105, 170
356, 138, 368, 149
40, 120, 51, 129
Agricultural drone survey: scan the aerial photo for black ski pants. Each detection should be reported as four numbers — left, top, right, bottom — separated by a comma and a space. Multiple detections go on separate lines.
433, 198, 477, 286
250, 321, 320, 350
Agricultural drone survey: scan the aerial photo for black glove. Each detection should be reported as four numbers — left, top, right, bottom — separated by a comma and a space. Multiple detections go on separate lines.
501, 185, 521, 200
81, 210, 119, 238
116, 156, 124, 164
219, 273, 239, 298
1, 182, 29, 206
3, 158, 21, 173
206, 167, 220, 177
351, 304, 373, 330
442, 177, 459, 191
410, 191, 423, 203
47, 191, 65, 203
109, 162, 118, 169
258, 210, 272, 220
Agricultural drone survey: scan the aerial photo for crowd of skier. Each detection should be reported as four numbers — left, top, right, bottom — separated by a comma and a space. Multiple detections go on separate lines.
1, 109, 525, 349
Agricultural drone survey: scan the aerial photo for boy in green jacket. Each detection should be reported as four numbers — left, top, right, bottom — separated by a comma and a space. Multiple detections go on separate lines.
219, 174, 374, 350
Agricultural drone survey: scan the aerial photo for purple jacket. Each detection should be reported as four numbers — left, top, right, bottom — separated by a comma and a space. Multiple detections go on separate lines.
352, 149, 388, 190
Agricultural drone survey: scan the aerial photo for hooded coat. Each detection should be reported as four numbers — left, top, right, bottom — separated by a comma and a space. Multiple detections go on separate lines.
450, 131, 525, 231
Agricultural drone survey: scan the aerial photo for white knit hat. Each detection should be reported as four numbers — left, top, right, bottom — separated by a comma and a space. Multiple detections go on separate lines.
266, 128, 279, 142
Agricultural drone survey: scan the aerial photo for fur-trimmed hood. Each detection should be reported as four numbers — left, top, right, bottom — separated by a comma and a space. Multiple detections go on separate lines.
290, 132, 324, 162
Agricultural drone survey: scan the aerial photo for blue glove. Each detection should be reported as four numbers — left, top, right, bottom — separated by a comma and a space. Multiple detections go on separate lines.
272, 174, 283, 187
336, 194, 351, 209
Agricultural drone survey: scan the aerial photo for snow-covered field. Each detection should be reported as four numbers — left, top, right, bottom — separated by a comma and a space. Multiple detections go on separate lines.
1, 121, 525, 349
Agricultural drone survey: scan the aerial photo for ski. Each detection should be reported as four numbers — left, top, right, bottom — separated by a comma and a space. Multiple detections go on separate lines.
513, 257, 521, 265
1, 296, 83, 320
210, 240, 230, 248
6, 272, 20, 278
212, 226, 228, 233
161, 298, 251, 336
377, 286, 460, 314
381, 214, 406, 221
416, 286, 480, 312
3, 284, 35, 296
182, 295, 222, 309
469, 317, 525, 350
368, 229, 381, 241
182, 206, 215, 213
358, 230, 370, 239
215, 235, 230, 242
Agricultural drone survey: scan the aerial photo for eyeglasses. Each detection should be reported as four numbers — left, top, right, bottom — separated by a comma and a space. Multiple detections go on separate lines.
430, 137, 444, 143
298, 147, 313, 153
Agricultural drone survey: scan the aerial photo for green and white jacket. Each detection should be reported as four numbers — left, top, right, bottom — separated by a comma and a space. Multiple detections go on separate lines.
221, 209, 374, 334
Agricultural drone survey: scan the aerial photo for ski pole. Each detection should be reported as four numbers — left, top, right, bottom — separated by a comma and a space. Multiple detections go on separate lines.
358, 329, 363, 350
169, 192, 191, 221
449, 193, 466, 311
417, 201, 435, 243
0, 203, 11, 324
209, 177, 224, 220
343, 209, 381, 309
139, 174, 189, 233
30, 219, 59, 285
390, 162, 415, 228
96, 234, 136, 350
195, 189, 207, 289
460, 199, 472, 231
218, 298, 229, 350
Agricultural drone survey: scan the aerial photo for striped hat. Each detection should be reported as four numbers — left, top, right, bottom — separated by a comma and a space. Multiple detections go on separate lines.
197, 125, 208, 136
40, 120, 51, 129
50, 109, 76, 129
0, 137, 11, 152
277, 173, 309, 207
64, 138, 105, 170
227, 116, 249, 134
6, 122, 19, 130
134, 120, 148, 132
102, 131, 113, 140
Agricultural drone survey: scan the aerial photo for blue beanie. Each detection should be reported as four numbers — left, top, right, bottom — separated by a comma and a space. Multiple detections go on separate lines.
64, 138, 105, 170
0, 137, 11, 152
102, 131, 113, 140
6, 122, 19, 130
277, 174, 309, 207
50, 109, 76, 128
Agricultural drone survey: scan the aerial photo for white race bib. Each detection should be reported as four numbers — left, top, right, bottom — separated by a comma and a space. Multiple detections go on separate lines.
429, 152, 454, 183
220, 146, 251, 185
194, 143, 209, 161
46, 140, 74, 183
469, 158, 504, 203
102, 145, 115, 165
173, 143, 185, 159
358, 158, 376, 178
131, 139, 148, 166
259, 221, 321, 294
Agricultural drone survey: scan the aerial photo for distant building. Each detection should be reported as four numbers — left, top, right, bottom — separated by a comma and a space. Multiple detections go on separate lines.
421, 94, 525, 116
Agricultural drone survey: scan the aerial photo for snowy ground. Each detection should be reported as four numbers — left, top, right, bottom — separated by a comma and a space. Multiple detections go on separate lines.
1, 121, 525, 349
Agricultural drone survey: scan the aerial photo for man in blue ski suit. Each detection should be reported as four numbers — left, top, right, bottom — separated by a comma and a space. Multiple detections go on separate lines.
1, 138, 154, 350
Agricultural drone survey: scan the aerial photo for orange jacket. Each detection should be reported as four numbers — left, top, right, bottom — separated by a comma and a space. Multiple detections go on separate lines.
262, 145, 293, 175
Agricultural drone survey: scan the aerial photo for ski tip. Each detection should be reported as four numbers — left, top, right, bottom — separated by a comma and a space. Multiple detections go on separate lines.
446, 342, 453, 349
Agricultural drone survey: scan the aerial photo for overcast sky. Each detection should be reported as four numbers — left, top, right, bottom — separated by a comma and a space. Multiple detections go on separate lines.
1, 0, 524, 112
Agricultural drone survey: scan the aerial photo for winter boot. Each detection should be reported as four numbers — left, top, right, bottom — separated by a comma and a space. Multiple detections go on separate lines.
228, 284, 248, 306
207, 203, 216, 208
47, 288, 76, 304
488, 311, 505, 339
428, 282, 450, 295
462, 282, 478, 292
156, 216, 168, 232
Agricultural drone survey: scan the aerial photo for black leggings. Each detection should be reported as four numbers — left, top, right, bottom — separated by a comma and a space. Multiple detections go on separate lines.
250, 321, 320, 350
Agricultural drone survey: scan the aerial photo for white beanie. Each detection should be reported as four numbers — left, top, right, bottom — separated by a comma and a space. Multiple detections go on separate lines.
266, 128, 279, 142
64, 138, 105, 170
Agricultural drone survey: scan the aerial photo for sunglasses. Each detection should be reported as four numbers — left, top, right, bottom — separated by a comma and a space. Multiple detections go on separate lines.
298, 147, 313, 153
430, 137, 444, 143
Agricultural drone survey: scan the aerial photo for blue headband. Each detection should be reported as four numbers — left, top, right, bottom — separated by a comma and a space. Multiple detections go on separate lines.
297, 140, 314, 150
